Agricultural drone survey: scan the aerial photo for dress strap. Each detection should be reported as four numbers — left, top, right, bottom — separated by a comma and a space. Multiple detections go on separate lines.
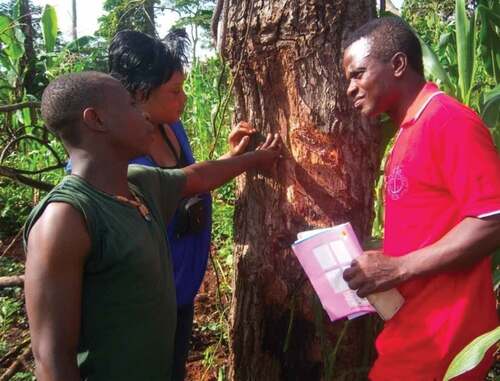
159, 125, 182, 166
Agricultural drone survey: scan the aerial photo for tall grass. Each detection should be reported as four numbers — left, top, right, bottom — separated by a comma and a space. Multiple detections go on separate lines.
183, 57, 233, 162
183, 56, 235, 376
183, 56, 236, 264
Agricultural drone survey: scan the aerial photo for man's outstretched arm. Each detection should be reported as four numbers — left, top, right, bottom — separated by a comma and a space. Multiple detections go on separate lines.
25, 202, 90, 381
343, 216, 500, 297
182, 133, 281, 197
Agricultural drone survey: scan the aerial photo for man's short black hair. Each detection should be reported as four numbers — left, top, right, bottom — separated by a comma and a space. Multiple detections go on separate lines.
108, 29, 189, 100
41, 71, 112, 144
345, 16, 424, 76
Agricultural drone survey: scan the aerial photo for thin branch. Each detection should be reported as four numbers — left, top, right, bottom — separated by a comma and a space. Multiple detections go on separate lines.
1, 229, 22, 258
9, 125, 57, 142
0, 165, 54, 191
0, 275, 24, 289
155, 6, 182, 17
209, 0, 255, 159
0, 345, 31, 381
211, 0, 224, 44
0, 338, 30, 368
12, 163, 64, 175
0, 101, 40, 113
1, 134, 64, 166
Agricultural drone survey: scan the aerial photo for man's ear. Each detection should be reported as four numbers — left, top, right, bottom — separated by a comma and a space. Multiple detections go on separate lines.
82, 107, 107, 132
391, 52, 407, 78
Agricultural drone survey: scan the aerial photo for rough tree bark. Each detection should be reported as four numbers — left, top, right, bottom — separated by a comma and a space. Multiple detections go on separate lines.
220, 1, 382, 380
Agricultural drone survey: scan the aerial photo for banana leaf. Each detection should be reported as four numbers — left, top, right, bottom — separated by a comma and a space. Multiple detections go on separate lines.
443, 326, 500, 381
455, 0, 477, 105
420, 36, 456, 96
0, 14, 24, 62
477, 4, 500, 84
64, 36, 96, 52
41, 5, 58, 53
481, 84, 500, 129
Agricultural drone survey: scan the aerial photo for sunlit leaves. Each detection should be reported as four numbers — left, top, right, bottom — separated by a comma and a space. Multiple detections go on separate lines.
41, 5, 58, 53
443, 326, 500, 381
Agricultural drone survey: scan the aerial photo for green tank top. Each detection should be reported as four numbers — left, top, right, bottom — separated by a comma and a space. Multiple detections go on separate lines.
23, 165, 186, 381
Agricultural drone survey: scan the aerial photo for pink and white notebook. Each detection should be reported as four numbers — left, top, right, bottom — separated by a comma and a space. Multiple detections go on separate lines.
292, 223, 404, 322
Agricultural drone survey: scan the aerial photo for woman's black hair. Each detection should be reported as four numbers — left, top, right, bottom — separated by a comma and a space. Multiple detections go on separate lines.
108, 28, 190, 100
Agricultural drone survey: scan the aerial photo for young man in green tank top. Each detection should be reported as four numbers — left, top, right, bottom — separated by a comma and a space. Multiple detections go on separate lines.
23, 71, 281, 381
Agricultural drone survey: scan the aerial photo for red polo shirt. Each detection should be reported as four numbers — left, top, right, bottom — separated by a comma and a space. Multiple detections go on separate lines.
370, 83, 500, 381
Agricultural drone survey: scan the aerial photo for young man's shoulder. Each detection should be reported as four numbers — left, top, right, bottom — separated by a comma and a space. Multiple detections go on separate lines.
23, 177, 92, 251
127, 164, 186, 193
127, 164, 187, 222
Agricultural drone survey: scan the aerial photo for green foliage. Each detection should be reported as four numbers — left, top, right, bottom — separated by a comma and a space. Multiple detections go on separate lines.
0, 294, 23, 332
0, 12, 25, 89
477, 1, 500, 83
481, 85, 500, 142
167, 0, 214, 30
443, 326, 500, 380
455, 0, 477, 105
10, 373, 36, 381
0, 3, 108, 236
0, 257, 24, 277
0, 258, 27, 364
0, 14, 24, 62
162, 0, 215, 61
46, 36, 108, 78
492, 250, 500, 291
97, 0, 159, 40
183, 56, 235, 267
0, 280, 26, 360
183, 57, 232, 160
402, 0, 456, 50
404, 0, 499, 119
40, 5, 57, 53
0, 179, 35, 239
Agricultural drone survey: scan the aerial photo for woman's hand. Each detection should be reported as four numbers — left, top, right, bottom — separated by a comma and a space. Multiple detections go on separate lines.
222, 121, 256, 158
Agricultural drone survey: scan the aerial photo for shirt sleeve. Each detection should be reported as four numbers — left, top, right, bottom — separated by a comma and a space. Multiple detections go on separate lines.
435, 112, 500, 219
127, 165, 186, 225
156, 167, 187, 223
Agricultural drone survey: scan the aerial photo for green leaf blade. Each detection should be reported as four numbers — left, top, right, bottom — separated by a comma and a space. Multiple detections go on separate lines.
481, 85, 500, 129
443, 326, 500, 381
420, 37, 455, 96
455, 0, 476, 104
41, 5, 58, 53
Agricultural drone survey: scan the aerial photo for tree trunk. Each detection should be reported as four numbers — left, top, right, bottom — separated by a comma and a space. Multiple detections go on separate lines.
220, 1, 382, 380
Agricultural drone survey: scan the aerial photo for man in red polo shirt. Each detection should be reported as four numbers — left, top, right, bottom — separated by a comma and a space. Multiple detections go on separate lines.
342, 17, 500, 381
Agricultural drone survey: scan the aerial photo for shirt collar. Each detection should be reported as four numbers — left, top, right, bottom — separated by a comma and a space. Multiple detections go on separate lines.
400, 82, 442, 128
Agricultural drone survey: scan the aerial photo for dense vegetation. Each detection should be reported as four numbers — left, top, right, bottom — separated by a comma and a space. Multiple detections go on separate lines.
0, 0, 498, 379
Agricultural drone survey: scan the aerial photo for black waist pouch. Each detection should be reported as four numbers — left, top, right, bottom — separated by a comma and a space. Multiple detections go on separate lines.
175, 195, 208, 238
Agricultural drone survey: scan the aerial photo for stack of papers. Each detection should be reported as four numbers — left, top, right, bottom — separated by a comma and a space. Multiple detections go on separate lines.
292, 223, 404, 322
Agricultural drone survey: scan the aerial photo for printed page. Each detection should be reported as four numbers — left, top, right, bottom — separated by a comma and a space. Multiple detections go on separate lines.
292, 223, 375, 322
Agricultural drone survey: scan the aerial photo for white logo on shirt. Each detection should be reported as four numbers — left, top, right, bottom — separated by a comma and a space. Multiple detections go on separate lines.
387, 165, 408, 201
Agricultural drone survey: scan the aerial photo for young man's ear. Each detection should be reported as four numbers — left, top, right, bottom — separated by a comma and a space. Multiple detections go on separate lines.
82, 107, 107, 132
391, 52, 408, 78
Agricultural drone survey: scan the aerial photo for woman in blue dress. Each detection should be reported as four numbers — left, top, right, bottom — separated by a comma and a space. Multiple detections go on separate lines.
108, 29, 254, 380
